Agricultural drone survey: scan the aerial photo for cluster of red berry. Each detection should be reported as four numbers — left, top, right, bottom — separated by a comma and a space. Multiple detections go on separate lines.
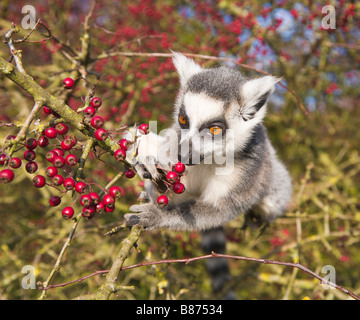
1, 76, 188, 220
156, 162, 186, 207
0, 77, 146, 221
0, 122, 76, 184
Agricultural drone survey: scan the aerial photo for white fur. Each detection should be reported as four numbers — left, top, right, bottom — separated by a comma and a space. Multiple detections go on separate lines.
169, 162, 241, 209
241, 75, 280, 121
172, 52, 202, 87
183, 92, 224, 128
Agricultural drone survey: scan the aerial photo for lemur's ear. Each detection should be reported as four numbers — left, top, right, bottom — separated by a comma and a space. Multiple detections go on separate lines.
240, 75, 280, 121
172, 52, 202, 87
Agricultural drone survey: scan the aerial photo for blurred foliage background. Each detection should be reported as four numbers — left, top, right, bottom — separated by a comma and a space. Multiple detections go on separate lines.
0, 0, 359, 300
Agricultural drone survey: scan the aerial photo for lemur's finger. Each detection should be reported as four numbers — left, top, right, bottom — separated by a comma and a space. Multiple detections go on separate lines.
133, 161, 152, 180
129, 204, 148, 213
124, 213, 141, 226
137, 191, 150, 203
124, 213, 151, 228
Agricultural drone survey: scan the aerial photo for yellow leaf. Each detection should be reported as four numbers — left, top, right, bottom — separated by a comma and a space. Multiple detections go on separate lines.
157, 280, 168, 295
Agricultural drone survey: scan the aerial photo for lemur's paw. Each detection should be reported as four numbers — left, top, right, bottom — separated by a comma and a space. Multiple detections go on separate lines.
124, 213, 150, 228
124, 204, 159, 228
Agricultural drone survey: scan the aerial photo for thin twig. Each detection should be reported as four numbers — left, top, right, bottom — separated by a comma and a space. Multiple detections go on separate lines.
4, 23, 26, 73
39, 270, 109, 290
8, 100, 43, 157
38, 212, 83, 300
39, 251, 360, 300
13, 19, 52, 44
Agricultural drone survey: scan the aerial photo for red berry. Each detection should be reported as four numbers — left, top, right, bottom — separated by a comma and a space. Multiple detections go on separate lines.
63, 77, 75, 89
25, 138, 37, 150
62, 207, 74, 220
25, 161, 38, 174
45, 150, 57, 163
157, 195, 168, 207
52, 174, 64, 186
61, 139, 73, 151
55, 123, 69, 135
38, 136, 49, 147
65, 135, 77, 147
0, 169, 14, 183
63, 177, 76, 190
95, 201, 106, 214
80, 194, 93, 207
105, 206, 115, 213
114, 148, 126, 161
75, 181, 87, 194
90, 97, 102, 108
45, 166, 58, 178
65, 154, 78, 166
89, 192, 100, 205
84, 106, 96, 117
119, 139, 131, 150
124, 168, 136, 179
0, 154, 8, 165
138, 123, 149, 135
94, 128, 108, 141
43, 106, 52, 114
44, 127, 57, 139
90, 115, 104, 128
103, 194, 115, 208
82, 205, 96, 219
173, 182, 185, 194
166, 171, 178, 183
5, 135, 16, 142
173, 162, 185, 174
53, 155, 66, 168
9, 157, 22, 169
49, 195, 61, 206
109, 186, 122, 198
33, 175, 46, 188
53, 148, 65, 157
24, 150, 36, 161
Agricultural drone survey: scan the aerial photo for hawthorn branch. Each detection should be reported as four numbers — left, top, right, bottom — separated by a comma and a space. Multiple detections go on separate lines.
0, 55, 125, 161
73, 225, 144, 300
38, 170, 126, 300
119, 252, 360, 300
41, 251, 360, 300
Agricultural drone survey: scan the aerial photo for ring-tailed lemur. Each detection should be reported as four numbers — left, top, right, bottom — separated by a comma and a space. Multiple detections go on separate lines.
124, 52, 292, 297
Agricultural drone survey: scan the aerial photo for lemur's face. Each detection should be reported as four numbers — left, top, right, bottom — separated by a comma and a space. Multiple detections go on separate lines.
172, 52, 279, 166
175, 91, 229, 165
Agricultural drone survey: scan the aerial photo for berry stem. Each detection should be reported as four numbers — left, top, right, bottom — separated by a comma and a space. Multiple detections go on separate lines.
74, 138, 94, 181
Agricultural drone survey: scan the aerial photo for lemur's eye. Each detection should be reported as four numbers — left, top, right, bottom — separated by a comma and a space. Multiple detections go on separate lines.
209, 126, 222, 135
179, 115, 187, 125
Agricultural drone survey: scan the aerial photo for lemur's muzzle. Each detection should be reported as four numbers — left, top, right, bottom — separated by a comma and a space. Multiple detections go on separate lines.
178, 143, 203, 166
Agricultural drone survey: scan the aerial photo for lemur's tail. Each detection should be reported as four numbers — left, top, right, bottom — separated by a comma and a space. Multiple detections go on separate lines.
201, 227, 236, 299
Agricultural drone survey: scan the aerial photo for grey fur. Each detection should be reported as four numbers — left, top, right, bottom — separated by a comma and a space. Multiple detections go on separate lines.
124, 53, 292, 231
186, 66, 247, 102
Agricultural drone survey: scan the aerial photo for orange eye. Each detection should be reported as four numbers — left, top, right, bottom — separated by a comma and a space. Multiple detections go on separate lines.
179, 115, 187, 125
210, 126, 222, 135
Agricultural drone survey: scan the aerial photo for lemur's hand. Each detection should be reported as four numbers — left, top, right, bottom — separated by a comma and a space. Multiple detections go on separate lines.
124, 204, 161, 229
127, 130, 172, 181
